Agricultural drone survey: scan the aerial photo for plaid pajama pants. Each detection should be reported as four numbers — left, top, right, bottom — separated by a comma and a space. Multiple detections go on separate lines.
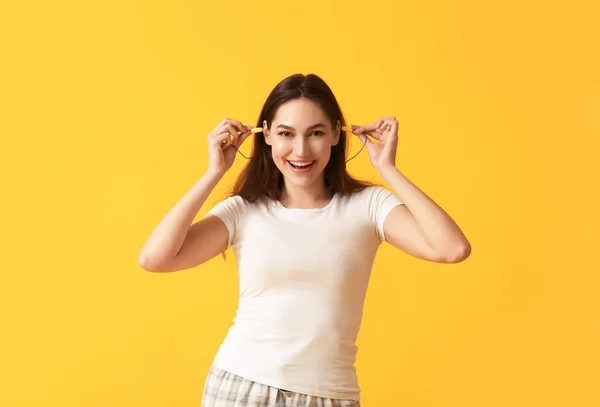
201, 363, 361, 407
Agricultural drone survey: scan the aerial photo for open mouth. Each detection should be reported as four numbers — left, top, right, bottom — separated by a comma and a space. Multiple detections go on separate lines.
287, 160, 315, 171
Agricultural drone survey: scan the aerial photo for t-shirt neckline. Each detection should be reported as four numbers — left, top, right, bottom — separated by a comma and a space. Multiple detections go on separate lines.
274, 193, 338, 213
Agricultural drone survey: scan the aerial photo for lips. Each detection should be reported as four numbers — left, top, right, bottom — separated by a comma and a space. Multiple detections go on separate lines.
287, 160, 315, 172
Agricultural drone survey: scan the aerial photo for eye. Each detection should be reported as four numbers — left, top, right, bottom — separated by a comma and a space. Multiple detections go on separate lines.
278, 131, 292, 137
311, 131, 324, 136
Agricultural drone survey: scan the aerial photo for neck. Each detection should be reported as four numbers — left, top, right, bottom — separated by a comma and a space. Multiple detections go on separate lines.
279, 178, 333, 209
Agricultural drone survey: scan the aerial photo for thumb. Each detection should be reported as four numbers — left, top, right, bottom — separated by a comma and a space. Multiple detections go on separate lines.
236, 130, 253, 147
355, 132, 375, 148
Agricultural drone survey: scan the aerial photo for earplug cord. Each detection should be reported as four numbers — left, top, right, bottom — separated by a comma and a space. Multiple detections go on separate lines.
344, 132, 368, 164
228, 127, 368, 164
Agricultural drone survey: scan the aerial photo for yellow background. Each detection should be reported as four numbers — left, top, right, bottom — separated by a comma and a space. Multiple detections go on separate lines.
1, 0, 598, 406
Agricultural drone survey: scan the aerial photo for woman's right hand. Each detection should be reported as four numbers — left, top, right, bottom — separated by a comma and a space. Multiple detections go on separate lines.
207, 118, 253, 176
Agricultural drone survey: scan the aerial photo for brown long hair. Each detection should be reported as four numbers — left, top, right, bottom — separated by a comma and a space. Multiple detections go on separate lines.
229, 73, 372, 202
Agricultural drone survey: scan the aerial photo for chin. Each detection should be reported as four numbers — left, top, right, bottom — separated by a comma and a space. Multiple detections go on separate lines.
283, 176, 319, 188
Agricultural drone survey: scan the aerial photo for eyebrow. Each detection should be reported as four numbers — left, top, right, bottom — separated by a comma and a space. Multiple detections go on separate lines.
276, 123, 326, 130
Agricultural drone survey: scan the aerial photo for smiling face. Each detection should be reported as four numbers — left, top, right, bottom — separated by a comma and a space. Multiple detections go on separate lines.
263, 98, 341, 190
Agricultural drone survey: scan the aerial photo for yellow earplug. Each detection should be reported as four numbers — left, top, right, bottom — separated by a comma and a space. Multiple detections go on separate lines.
341, 126, 353, 133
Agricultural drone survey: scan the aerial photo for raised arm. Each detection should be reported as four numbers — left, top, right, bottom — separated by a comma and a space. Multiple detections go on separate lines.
138, 118, 253, 272
138, 171, 227, 272
352, 117, 471, 264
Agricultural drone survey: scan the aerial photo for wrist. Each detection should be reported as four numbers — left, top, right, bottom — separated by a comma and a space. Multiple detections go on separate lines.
203, 169, 224, 184
379, 164, 399, 180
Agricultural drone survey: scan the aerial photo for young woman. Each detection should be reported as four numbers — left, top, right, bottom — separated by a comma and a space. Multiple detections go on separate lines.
139, 73, 471, 406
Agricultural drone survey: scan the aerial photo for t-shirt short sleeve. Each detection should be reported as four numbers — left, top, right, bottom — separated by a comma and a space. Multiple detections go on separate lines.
366, 186, 404, 242
204, 195, 246, 248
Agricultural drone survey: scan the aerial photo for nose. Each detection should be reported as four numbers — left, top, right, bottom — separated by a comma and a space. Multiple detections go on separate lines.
294, 136, 310, 157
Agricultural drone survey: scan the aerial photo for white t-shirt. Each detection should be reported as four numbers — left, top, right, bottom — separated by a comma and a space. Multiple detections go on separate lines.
205, 185, 404, 401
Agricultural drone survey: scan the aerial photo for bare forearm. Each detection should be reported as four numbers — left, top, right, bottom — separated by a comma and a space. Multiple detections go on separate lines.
380, 166, 470, 254
139, 171, 223, 269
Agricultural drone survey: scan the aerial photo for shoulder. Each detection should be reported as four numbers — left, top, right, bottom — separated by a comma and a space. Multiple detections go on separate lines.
342, 185, 403, 217
220, 194, 249, 206
206, 194, 253, 217
345, 185, 395, 203
335, 185, 385, 212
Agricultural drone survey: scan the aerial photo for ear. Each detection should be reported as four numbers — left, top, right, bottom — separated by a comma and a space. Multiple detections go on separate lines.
263, 119, 272, 146
332, 120, 341, 146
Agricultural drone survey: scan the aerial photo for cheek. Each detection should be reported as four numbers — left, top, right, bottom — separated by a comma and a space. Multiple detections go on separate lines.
314, 140, 333, 157
271, 139, 293, 158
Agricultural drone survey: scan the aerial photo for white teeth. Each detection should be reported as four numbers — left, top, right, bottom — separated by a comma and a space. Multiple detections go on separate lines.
289, 161, 313, 167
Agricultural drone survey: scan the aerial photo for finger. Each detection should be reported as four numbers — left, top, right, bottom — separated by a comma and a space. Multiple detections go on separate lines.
354, 122, 383, 135
213, 133, 232, 147
380, 123, 392, 132
214, 122, 231, 137
372, 119, 390, 134
383, 119, 398, 133
236, 130, 253, 147
213, 128, 234, 146
354, 125, 383, 140
223, 123, 239, 145
230, 124, 254, 144
354, 132, 376, 147
218, 117, 244, 132
390, 120, 399, 137
226, 118, 247, 134
367, 131, 383, 141
212, 132, 232, 147
217, 120, 246, 138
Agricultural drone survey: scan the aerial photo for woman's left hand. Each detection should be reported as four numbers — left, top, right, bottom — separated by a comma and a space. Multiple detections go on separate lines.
351, 116, 399, 173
